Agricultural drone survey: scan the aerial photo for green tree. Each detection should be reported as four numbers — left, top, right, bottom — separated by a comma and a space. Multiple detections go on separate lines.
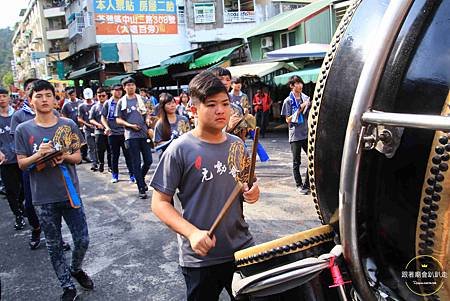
2, 71, 13, 89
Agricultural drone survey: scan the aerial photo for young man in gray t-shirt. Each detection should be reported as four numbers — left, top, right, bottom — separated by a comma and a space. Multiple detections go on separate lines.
14, 80, 93, 301
116, 77, 152, 199
151, 71, 260, 300
281, 75, 311, 195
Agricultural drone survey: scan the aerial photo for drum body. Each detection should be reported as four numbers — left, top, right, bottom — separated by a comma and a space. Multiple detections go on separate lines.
309, 0, 450, 300
233, 225, 340, 300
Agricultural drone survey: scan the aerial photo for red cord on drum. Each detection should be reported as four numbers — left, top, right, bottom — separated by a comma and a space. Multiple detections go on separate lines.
328, 256, 351, 301
328, 256, 351, 288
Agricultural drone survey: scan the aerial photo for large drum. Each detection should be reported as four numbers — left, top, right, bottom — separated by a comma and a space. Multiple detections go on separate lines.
308, 0, 450, 300
233, 225, 340, 300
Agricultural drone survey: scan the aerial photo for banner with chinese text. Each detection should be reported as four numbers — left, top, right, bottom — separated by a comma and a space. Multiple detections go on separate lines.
94, 0, 178, 35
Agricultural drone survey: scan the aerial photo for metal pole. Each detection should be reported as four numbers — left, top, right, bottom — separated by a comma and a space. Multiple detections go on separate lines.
124, 24, 134, 72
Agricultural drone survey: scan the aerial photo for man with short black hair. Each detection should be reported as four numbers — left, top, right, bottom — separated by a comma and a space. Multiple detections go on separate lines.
78, 88, 97, 171
15, 80, 93, 301
281, 75, 311, 195
151, 71, 259, 300
89, 87, 111, 173
116, 77, 152, 198
101, 84, 134, 183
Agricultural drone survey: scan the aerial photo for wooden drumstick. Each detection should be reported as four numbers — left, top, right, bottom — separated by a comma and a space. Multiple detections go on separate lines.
248, 127, 260, 188
207, 181, 243, 237
207, 127, 260, 237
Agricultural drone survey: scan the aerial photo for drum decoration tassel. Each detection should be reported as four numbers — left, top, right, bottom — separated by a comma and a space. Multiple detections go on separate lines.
416, 91, 450, 300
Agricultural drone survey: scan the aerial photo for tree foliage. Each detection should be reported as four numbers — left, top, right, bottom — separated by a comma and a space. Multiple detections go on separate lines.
0, 27, 14, 89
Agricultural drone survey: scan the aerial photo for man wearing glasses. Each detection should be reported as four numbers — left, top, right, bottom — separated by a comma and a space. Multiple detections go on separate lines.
101, 84, 134, 183
89, 88, 111, 173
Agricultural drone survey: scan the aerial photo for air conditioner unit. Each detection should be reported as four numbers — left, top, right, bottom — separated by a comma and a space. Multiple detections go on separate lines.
47, 62, 54, 67
261, 36, 273, 49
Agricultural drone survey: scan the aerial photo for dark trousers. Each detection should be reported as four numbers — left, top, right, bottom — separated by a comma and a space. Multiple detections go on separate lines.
181, 261, 236, 301
0, 163, 24, 217
84, 130, 97, 164
290, 139, 310, 189
95, 134, 111, 167
126, 138, 152, 192
256, 110, 270, 137
34, 200, 89, 289
108, 134, 133, 176
22, 171, 40, 229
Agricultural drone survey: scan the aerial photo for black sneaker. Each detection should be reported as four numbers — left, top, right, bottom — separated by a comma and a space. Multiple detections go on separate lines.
29, 228, 41, 250
82, 157, 92, 163
62, 241, 71, 251
98, 164, 104, 173
14, 215, 26, 230
90, 164, 98, 172
71, 269, 94, 290
61, 287, 77, 301
139, 190, 148, 199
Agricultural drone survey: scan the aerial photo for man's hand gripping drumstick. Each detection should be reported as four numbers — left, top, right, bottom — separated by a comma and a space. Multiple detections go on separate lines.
207, 127, 261, 237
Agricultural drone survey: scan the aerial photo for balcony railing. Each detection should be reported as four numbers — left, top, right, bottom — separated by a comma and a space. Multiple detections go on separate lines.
224, 10, 255, 23
43, 0, 64, 9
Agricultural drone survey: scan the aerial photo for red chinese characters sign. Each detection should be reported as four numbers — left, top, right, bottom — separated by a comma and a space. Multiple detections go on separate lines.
95, 13, 178, 35
95, 0, 178, 35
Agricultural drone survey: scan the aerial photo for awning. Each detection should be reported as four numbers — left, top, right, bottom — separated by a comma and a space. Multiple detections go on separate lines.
273, 67, 321, 85
66, 65, 103, 80
189, 45, 242, 70
142, 65, 169, 77
226, 62, 296, 78
267, 43, 330, 59
241, 0, 333, 38
161, 51, 198, 66
104, 74, 131, 86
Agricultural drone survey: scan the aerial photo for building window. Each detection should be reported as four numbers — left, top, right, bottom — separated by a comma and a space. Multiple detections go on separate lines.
273, 3, 305, 15
280, 31, 296, 48
223, 0, 255, 23
178, 6, 185, 24
194, 3, 215, 24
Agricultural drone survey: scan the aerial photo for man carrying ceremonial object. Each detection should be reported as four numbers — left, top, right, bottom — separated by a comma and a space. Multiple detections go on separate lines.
151, 71, 260, 301
14, 80, 93, 301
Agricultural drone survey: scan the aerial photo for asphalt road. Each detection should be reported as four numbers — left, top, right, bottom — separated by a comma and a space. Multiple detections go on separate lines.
0, 129, 321, 301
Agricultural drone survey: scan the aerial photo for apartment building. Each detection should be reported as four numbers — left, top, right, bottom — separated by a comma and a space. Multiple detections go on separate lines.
63, 0, 191, 83
11, 0, 70, 86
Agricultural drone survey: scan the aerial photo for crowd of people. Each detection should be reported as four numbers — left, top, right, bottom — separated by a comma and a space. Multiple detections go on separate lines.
0, 67, 312, 301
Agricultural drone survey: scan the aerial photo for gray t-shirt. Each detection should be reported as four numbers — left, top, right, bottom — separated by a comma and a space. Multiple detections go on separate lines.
150, 132, 254, 267
14, 118, 85, 205
154, 115, 190, 144
281, 93, 310, 142
0, 114, 16, 164
61, 100, 81, 124
89, 102, 105, 135
78, 102, 94, 134
116, 97, 148, 140
101, 99, 124, 136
